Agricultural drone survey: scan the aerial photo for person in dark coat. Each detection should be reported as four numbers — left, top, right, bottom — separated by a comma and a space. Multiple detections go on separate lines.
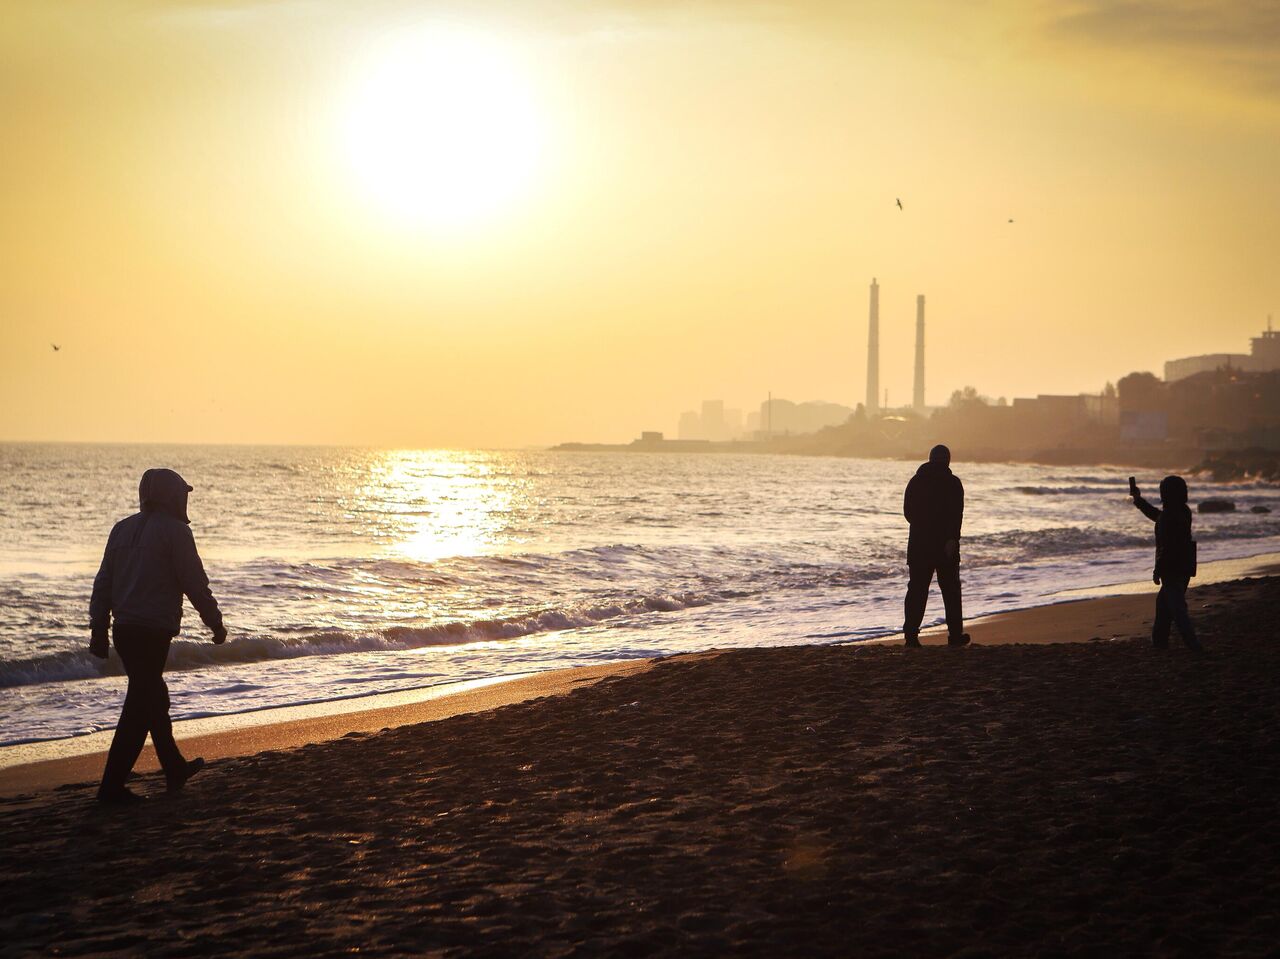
902, 445, 970, 647
89, 469, 228, 804
1130, 475, 1202, 651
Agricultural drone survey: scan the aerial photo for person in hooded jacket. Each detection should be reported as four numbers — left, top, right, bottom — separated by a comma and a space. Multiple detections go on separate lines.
902, 445, 970, 648
89, 468, 228, 804
1130, 475, 1202, 651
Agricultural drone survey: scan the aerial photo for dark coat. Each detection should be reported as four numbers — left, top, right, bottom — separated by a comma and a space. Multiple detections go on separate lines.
1133, 496, 1195, 579
89, 469, 223, 639
904, 461, 964, 565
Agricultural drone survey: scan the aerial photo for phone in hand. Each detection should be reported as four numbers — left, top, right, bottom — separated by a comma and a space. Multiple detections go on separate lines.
1128, 476, 1138, 496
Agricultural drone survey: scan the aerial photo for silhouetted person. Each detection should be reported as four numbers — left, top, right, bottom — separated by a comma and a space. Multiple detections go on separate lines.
902, 445, 970, 647
1130, 475, 1201, 651
89, 469, 227, 804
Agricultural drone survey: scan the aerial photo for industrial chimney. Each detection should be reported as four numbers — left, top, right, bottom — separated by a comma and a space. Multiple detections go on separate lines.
913, 294, 925, 412
866, 278, 880, 415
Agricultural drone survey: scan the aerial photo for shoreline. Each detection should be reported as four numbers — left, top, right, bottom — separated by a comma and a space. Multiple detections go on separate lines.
4, 551, 1277, 800
0, 660, 653, 798
4, 572, 1277, 955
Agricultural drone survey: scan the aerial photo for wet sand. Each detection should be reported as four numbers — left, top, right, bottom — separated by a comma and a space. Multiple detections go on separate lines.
0, 661, 655, 799
3, 575, 1278, 956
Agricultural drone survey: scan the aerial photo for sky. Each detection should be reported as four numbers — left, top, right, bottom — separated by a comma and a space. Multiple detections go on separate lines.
2, 0, 1278, 447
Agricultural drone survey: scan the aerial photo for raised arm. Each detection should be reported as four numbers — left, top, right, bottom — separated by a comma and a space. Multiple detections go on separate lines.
1132, 494, 1160, 522
174, 526, 226, 641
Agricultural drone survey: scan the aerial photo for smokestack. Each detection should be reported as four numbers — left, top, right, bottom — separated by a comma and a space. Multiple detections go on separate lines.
913, 294, 925, 412
866, 278, 879, 414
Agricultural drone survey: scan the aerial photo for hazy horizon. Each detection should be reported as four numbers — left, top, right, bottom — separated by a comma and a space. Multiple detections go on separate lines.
3, 0, 1278, 447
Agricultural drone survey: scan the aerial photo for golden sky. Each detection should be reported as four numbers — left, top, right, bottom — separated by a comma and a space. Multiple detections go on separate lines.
2, 0, 1278, 446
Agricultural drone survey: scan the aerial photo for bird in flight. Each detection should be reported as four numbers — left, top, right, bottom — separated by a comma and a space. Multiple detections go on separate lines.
1008, 218, 1015, 224
896, 198, 903, 210
51, 343, 61, 352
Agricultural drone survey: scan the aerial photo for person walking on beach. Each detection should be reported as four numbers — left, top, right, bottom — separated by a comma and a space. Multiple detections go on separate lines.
902, 444, 970, 648
89, 468, 227, 804
1129, 475, 1202, 651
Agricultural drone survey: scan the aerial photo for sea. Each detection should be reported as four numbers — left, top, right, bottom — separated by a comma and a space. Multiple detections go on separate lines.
3, 443, 1279, 749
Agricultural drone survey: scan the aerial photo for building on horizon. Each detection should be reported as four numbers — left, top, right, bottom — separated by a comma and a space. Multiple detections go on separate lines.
758, 397, 855, 436
700, 399, 725, 440
1119, 360, 1280, 447
724, 407, 743, 440
1252, 319, 1280, 367
1012, 393, 1119, 431
677, 400, 744, 441
1164, 319, 1279, 381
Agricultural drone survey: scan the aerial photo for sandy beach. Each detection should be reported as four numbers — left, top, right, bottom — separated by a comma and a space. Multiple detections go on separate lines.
3, 574, 1278, 956
0, 573, 1225, 799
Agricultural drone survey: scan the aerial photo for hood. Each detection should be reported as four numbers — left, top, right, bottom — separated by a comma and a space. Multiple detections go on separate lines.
1159, 474, 1189, 507
916, 460, 952, 478
139, 468, 193, 524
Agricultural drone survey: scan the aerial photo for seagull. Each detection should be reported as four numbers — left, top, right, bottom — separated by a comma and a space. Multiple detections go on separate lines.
1008, 218, 1014, 224
896, 198, 903, 210
51, 343, 61, 352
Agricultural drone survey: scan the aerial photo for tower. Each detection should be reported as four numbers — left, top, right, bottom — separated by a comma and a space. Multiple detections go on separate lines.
866, 278, 880, 414
913, 294, 926, 412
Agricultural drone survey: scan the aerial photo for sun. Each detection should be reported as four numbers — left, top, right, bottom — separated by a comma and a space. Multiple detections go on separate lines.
341, 25, 546, 230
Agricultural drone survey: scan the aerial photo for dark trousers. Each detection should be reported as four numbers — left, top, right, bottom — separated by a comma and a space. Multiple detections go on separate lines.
100, 624, 185, 791
1154, 576, 1201, 650
904, 559, 964, 639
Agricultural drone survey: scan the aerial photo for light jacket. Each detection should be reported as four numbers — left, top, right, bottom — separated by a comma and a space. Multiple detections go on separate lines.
89, 469, 223, 639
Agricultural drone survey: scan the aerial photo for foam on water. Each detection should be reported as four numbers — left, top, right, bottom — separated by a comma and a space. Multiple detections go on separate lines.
0, 588, 731, 688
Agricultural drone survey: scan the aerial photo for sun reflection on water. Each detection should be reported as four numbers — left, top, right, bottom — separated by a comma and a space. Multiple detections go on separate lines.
358, 450, 519, 563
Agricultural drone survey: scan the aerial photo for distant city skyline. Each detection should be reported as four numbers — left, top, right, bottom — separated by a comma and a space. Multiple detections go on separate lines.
664, 316, 1280, 445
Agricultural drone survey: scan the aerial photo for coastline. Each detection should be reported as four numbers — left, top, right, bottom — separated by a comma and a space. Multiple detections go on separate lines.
0, 660, 653, 798
4, 550, 1277, 800
551, 439, 1213, 473
549, 437, 1266, 476
4, 572, 1277, 956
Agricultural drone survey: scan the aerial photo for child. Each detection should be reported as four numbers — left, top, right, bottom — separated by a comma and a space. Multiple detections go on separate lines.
1129, 475, 1202, 651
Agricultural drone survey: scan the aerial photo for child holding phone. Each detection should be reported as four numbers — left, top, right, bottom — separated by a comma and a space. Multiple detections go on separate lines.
1129, 475, 1202, 651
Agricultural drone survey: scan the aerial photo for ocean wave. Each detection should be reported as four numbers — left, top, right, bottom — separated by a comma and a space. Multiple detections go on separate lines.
0, 590, 725, 690
966, 518, 1280, 565
1014, 481, 1280, 498
1197, 518, 1280, 541
1009, 485, 1128, 496
964, 526, 1153, 560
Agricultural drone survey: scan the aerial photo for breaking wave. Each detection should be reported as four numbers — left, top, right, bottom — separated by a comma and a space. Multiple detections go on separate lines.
1010, 485, 1123, 496
0, 591, 725, 690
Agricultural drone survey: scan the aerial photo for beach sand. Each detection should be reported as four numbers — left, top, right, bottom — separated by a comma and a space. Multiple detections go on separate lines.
0, 661, 655, 799
3, 575, 1278, 956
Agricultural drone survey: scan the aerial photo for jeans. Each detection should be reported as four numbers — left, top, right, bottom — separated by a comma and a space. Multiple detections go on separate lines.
904, 559, 964, 639
100, 624, 186, 792
1153, 575, 1201, 650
